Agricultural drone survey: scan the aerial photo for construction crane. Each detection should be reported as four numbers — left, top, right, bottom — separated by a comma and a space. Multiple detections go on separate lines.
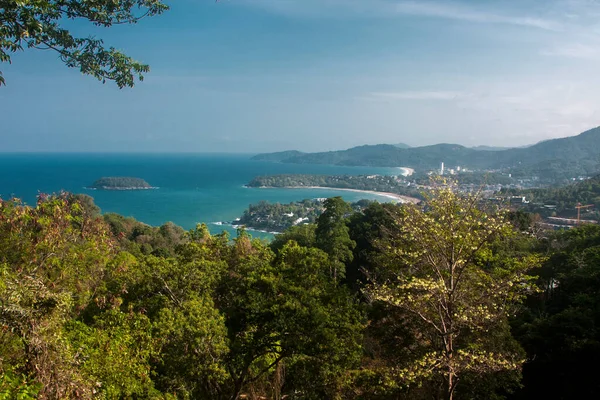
576, 203, 594, 224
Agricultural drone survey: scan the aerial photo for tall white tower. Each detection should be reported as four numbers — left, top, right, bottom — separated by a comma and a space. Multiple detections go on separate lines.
440, 162, 444, 176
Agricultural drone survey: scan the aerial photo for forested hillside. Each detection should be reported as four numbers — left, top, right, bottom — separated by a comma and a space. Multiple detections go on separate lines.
253, 127, 600, 179
1, 191, 599, 399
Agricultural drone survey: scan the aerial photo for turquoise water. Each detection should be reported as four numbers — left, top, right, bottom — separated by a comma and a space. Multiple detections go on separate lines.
0, 153, 399, 238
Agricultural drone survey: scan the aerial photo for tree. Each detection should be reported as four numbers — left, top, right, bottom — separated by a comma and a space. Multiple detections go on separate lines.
0, 0, 169, 87
346, 201, 399, 292
272, 242, 364, 399
270, 224, 316, 253
65, 310, 159, 399
69, 193, 101, 217
96, 226, 232, 399
217, 233, 364, 400
0, 194, 115, 398
366, 186, 541, 400
316, 197, 355, 282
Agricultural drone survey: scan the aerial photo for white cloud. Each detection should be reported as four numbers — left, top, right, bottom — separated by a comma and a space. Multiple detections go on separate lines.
454, 81, 600, 141
355, 80, 600, 146
393, 1, 561, 31
240, 0, 561, 30
228, 0, 600, 147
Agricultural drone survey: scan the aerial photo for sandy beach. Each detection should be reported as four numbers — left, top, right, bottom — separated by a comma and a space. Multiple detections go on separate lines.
257, 186, 420, 204
397, 167, 415, 177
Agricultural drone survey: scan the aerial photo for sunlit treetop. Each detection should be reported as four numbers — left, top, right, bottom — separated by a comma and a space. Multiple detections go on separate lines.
0, 0, 169, 87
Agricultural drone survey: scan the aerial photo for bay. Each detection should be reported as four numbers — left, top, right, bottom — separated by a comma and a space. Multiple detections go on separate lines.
0, 153, 400, 239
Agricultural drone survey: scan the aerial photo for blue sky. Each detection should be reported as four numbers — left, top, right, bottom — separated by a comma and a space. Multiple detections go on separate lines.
2, 0, 600, 152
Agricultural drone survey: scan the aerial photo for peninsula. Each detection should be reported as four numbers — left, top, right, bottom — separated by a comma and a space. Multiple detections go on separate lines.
246, 174, 421, 203
89, 177, 155, 190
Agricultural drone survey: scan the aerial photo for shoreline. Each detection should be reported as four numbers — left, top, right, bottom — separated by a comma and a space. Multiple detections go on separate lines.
397, 167, 415, 177
251, 185, 420, 204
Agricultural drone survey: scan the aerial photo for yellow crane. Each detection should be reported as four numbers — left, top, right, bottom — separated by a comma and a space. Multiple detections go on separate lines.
576, 203, 594, 224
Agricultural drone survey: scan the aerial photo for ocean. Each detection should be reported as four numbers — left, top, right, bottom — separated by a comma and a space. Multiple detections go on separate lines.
0, 153, 400, 239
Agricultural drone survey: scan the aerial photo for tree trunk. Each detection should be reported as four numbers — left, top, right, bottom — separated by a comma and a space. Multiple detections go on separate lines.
230, 374, 246, 400
273, 361, 284, 400
446, 333, 456, 400
446, 373, 454, 400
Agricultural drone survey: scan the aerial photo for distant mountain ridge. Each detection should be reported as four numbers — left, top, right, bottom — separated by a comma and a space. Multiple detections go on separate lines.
252, 127, 600, 179
471, 145, 513, 151
251, 150, 306, 162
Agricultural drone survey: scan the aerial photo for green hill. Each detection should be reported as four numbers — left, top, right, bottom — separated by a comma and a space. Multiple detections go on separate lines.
471, 145, 515, 151
252, 127, 600, 180
251, 150, 306, 162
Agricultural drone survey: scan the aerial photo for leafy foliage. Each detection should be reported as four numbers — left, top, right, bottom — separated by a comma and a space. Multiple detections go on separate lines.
316, 197, 356, 282
0, 365, 40, 400
365, 186, 541, 399
0, 193, 115, 398
103, 213, 187, 257
3, 187, 600, 399
0, 196, 365, 399
65, 311, 159, 398
0, 0, 169, 87
512, 224, 600, 399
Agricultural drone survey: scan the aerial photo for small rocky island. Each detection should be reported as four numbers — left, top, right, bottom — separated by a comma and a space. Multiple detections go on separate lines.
89, 177, 156, 190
